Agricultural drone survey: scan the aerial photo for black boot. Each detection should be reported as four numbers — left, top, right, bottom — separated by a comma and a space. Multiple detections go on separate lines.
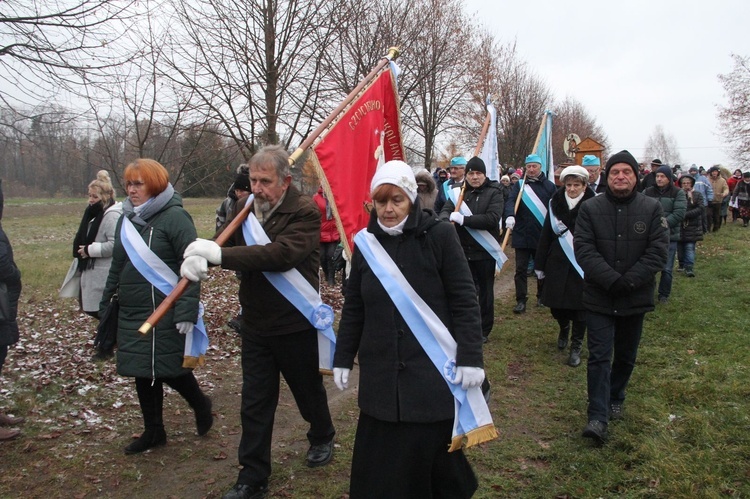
166, 373, 213, 436
567, 320, 586, 367
557, 322, 570, 350
127, 378, 167, 454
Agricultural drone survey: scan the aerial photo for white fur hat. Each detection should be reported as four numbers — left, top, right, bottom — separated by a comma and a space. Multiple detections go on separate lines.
559, 165, 590, 183
370, 160, 417, 202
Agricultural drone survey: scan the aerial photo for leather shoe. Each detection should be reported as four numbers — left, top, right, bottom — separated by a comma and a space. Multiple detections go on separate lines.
0, 427, 20, 441
124, 427, 167, 454
582, 420, 608, 444
222, 483, 268, 499
306, 440, 334, 468
0, 413, 24, 426
512, 301, 526, 314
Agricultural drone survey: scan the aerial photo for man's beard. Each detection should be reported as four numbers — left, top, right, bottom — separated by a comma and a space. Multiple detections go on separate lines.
256, 199, 271, 213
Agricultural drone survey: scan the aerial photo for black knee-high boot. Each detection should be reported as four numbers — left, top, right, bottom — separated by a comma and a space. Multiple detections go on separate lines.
567, 320, 586, 368
126, 378, 167, 454
557, 320, 570, 350
165, 373, 213, 436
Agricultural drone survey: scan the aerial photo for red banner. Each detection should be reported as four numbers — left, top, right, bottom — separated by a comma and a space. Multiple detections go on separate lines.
310, 67, 404, 254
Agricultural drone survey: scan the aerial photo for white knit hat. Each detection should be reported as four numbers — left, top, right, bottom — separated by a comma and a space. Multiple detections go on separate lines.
370, 160, 417, 202
559, 165, 589, 183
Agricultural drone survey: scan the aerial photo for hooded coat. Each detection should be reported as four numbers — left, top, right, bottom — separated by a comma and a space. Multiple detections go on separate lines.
0, 180, 22, 351
334, 202, 483, 423
100, 191, 200, 379
679, 191, 705, 243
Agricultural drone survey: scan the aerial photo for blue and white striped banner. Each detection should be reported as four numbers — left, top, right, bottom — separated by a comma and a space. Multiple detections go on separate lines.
548, 202, 584, 278
519, 179, 548, 227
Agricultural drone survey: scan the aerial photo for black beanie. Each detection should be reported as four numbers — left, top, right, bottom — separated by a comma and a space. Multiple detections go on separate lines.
466, 156, 486, 175
234, 172, 251, 192
605, 150, 640, 178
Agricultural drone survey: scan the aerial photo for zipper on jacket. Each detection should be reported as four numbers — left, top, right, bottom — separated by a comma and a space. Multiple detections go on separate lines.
148, 227, 156, 385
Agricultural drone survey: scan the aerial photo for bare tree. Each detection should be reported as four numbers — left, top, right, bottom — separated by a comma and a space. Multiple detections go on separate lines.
552, 96, 610, 161
643, 125, 681, 165
717, 53, 750, 167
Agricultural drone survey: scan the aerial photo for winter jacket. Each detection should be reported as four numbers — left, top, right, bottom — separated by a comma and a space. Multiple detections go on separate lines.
415, 170, 437, 212
80, 202, 122, 312
535, 186, 595, 310
100, 193, 200, 379
433, 178, 464, 213
439, 178, 504, 261
692, 174, 714, 205
679, 191, 705, 243
0, 182, 21, 350
732, 180, 750, 208
504, 175, 557, 249
222, 185, 321, 336
708, 175, 729, 205
575, 189, 668, 316
313, 188, 340, 243
644, 184, 687, 242
334, 204, 483, 423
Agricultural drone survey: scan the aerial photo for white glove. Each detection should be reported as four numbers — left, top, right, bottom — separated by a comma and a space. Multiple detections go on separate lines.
176, 321, 194, 335
505, 216, 516, 230
333, 367, 350, 391
184, 238, 222, 265
535, 270, 545, 280
452, 366, 485, 390
449, 212, 465, 225
181, 255, 208, 282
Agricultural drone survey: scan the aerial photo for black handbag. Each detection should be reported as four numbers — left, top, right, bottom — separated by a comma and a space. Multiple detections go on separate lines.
94, 292, 119, 352
0, 282, 10, 322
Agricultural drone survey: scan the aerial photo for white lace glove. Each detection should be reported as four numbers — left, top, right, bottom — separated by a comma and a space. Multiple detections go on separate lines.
449, 212, 465, 225
176, 321, 194, 335
535, 270, 545, 280
452, 366, 485, 390
184, 238, 222, 265
333, 367, 350, 391
505, 216, 516, 230
181, 255, 208, 282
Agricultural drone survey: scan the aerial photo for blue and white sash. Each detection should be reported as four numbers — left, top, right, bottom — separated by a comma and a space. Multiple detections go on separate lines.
354, 229, 498, 451
241, 196, 336, 371
447, 188, 507, 271
120, 217, 208, 368
548, 203, 584, 278
519, 179, 547, 226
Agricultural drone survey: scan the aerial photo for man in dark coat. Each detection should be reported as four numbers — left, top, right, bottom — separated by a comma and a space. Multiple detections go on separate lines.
638, 158, 662, 191
504, 154, 557, 313
440, 156, 504, 341
182, 145, 335, 499
434, 156, 466, 213
575, 150, 668, 444
644, 165, 687, 303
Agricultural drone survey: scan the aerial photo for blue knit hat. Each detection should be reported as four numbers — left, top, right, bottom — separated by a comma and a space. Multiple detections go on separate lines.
450, 156, 467, 167
582, 155, 600, 167
525, 154, 542, 165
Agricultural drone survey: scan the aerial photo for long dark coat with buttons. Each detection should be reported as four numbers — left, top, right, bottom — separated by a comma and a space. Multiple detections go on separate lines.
334, 201, 483, 423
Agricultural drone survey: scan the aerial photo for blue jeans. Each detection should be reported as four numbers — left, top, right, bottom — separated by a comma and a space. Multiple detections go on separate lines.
658, 242, 677, 299
676, 242, 695, 269
586, 312, 645, 423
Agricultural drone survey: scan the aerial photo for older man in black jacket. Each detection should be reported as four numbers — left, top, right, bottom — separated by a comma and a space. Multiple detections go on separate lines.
574, 150, 668, 444
440, 156, 504, 342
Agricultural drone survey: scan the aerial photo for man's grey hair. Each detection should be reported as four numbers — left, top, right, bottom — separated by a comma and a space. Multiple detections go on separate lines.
248, 145, 290, 184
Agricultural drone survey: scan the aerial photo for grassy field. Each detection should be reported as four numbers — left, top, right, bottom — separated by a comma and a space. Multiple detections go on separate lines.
1, 197, 749, 498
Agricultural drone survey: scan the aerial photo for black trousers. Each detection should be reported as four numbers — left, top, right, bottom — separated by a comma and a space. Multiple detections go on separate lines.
350, 412, 477, 499
237, 328, 335, 486
134, 372, 207, 429
469, 259, 496, 337
513, 248, 540, 302
320, 241, 338, 283
585, 312, 645, 423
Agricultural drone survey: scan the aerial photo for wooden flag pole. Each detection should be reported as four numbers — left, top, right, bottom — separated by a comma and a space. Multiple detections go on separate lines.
139, 47, 401, 335
500, 111, 548, 252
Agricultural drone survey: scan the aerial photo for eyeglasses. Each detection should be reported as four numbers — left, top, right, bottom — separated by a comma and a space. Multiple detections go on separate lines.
126, 181, 145, 188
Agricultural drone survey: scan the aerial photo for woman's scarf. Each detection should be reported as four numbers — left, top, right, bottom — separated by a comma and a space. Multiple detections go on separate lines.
73, 201, 107, 272
122, 183, 175, 226
564, 191, 584, 211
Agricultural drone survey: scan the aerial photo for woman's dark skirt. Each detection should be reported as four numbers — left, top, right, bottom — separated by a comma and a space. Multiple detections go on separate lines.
349, 411, 478, 498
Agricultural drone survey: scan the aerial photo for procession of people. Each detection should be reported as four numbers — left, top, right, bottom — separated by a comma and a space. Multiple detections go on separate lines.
0, 143, 744, 498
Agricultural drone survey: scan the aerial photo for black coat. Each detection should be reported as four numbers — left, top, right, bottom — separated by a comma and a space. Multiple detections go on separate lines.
334, 204, 483, 423
504, 176, 557, 249
439, 178, 504, 261
535, 187, 595, 310
0, 182, 21, 350
679, 191, 705, 243
575, 189, 669, 316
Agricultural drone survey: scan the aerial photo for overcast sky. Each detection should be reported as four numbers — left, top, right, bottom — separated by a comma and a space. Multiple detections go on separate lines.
463, 0, 750, 168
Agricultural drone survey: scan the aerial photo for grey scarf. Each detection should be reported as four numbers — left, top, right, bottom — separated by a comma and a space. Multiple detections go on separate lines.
122, 183, 175, 226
